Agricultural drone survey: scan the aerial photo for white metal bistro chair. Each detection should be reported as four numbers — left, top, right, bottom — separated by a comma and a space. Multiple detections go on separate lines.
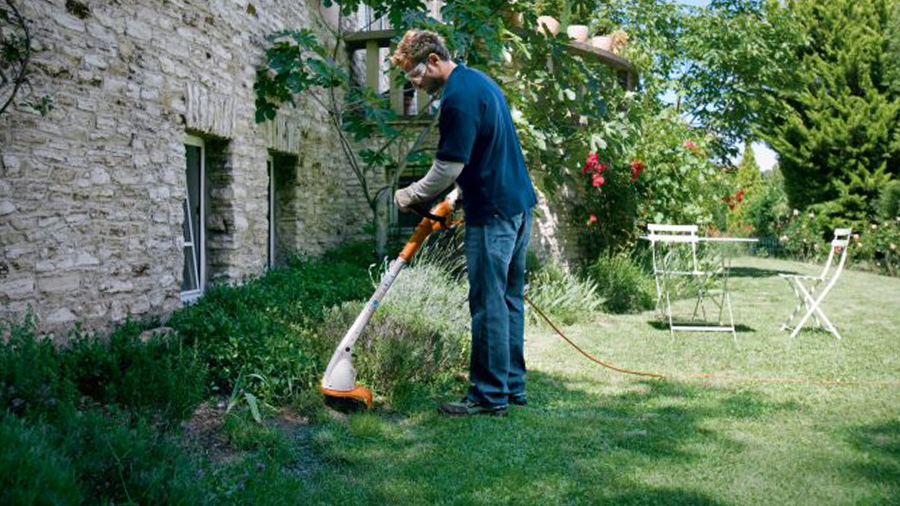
649, 224, 698, 310
648, 224, 736, 339
779, 228, 851, 339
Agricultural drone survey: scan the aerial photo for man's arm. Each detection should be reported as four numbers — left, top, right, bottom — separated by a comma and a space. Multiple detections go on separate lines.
394, 158, 464, 211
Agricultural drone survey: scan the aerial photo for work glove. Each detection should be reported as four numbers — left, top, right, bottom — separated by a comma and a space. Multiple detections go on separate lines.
395, 160, 464, 213
447, 186, 463, 211
394, 186, 419, 213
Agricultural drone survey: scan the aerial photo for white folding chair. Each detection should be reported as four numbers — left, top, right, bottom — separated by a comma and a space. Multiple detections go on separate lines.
779, 228, 851, 339
648, 224, 736, 339
649, 224, 699, 311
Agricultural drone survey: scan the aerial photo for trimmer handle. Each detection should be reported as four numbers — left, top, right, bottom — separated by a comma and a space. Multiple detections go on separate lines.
399, 195, 461, 261
409, 202, 451, 229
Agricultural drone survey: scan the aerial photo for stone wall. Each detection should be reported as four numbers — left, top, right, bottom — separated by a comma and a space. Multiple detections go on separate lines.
0, 0, 377, 335
529, 180, 584, 273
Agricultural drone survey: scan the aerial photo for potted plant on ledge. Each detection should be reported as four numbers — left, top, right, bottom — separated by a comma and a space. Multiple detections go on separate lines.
589, 18, 628, 53
536, 0, 562, 35
562, 0, 592, 43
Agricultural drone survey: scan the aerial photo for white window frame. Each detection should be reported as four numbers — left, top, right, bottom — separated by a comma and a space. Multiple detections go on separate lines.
181, 135, 206, 303
267, 155, 276, 270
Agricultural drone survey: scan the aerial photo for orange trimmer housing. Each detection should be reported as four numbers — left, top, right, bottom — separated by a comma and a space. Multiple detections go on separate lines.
400, 199, 456, 261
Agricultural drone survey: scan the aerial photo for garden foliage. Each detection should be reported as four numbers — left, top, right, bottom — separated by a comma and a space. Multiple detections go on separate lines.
0, 243, 390, 504
759, 0, 900, 213
0, 317, 206, 426
0, 318, 210, 504
167, 241, 374, 403
589, 252, 656, 314
526, 261, 604, 325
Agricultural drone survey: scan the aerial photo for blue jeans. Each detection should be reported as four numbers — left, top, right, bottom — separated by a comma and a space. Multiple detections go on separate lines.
465, 210, 532, 408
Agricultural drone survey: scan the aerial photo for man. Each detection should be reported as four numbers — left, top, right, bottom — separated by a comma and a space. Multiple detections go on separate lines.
390, 30, 538, 417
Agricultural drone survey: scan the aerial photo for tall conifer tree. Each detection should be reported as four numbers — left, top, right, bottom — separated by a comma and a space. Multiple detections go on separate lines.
761, 0, 900, 213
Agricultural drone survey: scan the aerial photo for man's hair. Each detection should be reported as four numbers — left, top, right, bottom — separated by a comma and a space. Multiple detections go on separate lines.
389, 30, 450, 67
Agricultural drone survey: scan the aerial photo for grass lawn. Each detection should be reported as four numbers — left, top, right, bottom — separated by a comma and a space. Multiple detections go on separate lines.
285, 256, 900, 505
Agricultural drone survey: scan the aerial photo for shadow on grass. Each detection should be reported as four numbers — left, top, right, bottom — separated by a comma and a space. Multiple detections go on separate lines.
789, 325, 843, 338
300, 371, 799, 505
845, 420, 900, 504
646, 320, 756, 333
610, 489, 726, 506
728, 266, 798, 278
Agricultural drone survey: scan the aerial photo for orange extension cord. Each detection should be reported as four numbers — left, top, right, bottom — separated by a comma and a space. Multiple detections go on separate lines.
525, 295, 667, 379
524, 296, 898, 387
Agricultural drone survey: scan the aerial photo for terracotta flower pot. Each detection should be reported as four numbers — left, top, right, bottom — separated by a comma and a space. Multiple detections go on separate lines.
590, 35, 613, 51
537, 16, 559, 36
566, 24, 589, 43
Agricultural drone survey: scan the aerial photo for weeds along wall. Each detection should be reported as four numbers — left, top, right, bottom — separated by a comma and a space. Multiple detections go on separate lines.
0, 0, 382, 335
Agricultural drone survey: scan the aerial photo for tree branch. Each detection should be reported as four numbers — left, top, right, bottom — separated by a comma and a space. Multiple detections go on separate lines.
387, 108, 440, 193
0, 0, 31, 117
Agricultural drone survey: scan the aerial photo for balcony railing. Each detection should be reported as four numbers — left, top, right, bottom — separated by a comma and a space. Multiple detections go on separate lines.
344, 29, 435, 119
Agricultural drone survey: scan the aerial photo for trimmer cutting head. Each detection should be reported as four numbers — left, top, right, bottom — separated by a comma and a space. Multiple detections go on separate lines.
320, 385, 373, 409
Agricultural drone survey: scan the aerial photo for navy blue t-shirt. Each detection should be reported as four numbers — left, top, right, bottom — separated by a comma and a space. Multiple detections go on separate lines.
436, 64, 537, 225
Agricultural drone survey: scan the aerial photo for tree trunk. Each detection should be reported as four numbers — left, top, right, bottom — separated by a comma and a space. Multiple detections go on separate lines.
374, 190, 391, 260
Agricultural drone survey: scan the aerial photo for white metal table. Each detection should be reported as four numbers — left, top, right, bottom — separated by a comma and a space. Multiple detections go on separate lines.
642, 232, 758, 339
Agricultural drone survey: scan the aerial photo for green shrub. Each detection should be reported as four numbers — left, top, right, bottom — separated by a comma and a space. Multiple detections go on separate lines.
57, 408, 207, 505
746, 169, 791, 237
854, 220, 900, 276
633, 112, 729, 233
62, 322, 207, 424
167, 285, 320, 405
878, 180, 900, 221
589, 252, 656, 314
0, 318, 211, 503
0, 414, 80, 505
0, 409, 209, 505
0, 315, 76, 421
1, 316, 207, 425
168, 241, 374, 403
776, 210, 832, 262
526, 261, 604, 325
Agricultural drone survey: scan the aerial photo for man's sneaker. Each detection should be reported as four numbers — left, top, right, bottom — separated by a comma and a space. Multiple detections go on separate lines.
438, 398, 507, 417
508, 394, 528, 406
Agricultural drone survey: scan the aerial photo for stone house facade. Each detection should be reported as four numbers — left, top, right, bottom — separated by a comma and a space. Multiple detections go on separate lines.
1, 0, 378, 334
0, 0, 634, 335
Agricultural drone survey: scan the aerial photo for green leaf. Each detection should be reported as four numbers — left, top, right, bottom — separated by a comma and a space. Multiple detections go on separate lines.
361, 148, 391, 167
245, 392, 262, 424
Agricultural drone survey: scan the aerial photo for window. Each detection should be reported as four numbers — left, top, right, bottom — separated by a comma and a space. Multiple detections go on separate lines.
266, 153, 298, 269
181, 135, 206, 302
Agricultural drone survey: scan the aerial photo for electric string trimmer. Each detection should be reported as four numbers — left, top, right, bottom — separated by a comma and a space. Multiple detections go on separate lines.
320, 189, 664, 410
320, 190, 461, 408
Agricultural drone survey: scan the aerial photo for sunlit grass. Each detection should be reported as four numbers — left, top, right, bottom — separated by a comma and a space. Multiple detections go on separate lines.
274, 257, 900, 505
